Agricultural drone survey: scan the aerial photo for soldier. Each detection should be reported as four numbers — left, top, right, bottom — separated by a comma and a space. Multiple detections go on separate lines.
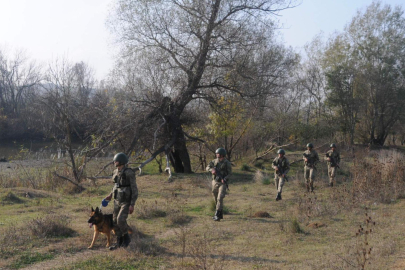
105, 153, 138, 250
206, 148, 232, 222
325, 143, 340, 187
272, 149, 290, 201
303, 143, 319, 192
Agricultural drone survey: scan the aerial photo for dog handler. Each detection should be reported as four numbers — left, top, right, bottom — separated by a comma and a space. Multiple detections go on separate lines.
105, 152, 138, 249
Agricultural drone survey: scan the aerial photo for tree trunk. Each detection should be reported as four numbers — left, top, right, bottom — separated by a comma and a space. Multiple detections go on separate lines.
172, 128, 192, 173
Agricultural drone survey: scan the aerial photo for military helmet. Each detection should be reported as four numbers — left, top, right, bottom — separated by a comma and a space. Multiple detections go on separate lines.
330, 143, 336, 148
215, 148, 226, 157
113, 152, 128, 165
277, 149, 285, 155
306, 143, 314, 148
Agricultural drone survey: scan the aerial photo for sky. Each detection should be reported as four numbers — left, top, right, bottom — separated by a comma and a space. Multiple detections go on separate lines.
0, 0, 404, 81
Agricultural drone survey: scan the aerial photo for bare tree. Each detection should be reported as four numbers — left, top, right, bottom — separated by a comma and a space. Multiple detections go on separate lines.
0, 48, 42, 117
108, 0, 297, 173
31, 59, 97, 189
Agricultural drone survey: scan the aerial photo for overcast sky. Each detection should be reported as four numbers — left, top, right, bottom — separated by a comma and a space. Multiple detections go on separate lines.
1, 0, 404, 81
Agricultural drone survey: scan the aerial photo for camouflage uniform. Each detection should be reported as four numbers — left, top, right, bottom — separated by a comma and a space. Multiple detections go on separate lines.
272, 156, 290, 195
325, 150, 340, 186
206, 158, 232, 211
303, 149, 319, 191
108, 166, 138, 237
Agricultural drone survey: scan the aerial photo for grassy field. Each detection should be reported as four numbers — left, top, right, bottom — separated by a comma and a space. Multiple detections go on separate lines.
0, 151, 405, 269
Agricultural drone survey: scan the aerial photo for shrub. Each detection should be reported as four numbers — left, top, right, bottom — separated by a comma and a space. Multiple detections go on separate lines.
136, 200, 167, 219
254, 160, 264, 168
28, 214, 76, 238
254, 170, 271, 185
1, 192, 24, 204
241, 163, 250, 171
290, 217, 304, 234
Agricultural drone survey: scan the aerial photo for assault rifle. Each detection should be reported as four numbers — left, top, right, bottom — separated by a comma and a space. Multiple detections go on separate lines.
275, 163, 288, 182
325, 153, 340, 168
303, 153, 317, 169
213, 168, 230, 191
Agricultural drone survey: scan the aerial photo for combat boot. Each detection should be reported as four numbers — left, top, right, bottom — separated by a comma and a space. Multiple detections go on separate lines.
310, 185, 314, 192
212, 210, 218, 220
121, 233, 131, 248
276, 192, 282, 201
109, 236, 122, 250
213, 210, 221, 221
218, 210, 223, 220
329, 182, 334, 187
306, 184, 310, 192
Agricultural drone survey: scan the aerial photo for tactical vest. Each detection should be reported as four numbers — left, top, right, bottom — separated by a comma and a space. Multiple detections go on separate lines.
213, 159, 230, 181
304, 150, 317, 167
273, 157, 288, 170
326, 150, 339, 167
113, 168, 133, 203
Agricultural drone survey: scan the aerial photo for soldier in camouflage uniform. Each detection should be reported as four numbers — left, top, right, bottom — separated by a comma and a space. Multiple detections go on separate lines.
325, 143, 340, 187
303, 143, 319, 192
206, 148, 232, 222
272, 149, 290, 201
105, 153, 138, 249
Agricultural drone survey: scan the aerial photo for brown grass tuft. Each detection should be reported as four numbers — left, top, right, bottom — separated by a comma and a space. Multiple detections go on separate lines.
28, 214, 76, 238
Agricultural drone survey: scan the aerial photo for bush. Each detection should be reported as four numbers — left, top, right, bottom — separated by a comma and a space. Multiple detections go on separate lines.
1, 192, 25, 204
290, 217, 304, 234
136, 200, 167, 219
254, 170, 271, 185
241, 163, 250, 171
254, 160, 264, 168
28, 214, 76, 238
166, 210, 191, 226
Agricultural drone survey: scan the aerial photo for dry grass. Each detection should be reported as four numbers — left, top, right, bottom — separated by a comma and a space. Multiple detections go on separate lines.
28, 214, 77, 238
1, 148, 405, 269
351, 149, 405, 203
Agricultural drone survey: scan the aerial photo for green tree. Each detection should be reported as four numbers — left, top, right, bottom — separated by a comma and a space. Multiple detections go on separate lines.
324, 1, 405, 145
324, 34, 363, 145
207, 96, 253, 161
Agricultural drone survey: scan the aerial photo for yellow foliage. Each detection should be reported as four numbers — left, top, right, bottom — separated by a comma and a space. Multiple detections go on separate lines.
207, 96, 249, 140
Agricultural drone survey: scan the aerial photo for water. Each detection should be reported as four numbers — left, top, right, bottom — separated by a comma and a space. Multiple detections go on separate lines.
0, 140, 73, 160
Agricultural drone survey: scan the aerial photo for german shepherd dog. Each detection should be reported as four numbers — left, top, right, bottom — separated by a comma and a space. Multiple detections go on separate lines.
88, 207, 133, 249
87, 207, 115, 249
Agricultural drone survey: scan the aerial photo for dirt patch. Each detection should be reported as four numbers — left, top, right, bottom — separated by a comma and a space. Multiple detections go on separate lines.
252, 211, 272, 218
307, 222, 327, 229
155, 228, 179, 239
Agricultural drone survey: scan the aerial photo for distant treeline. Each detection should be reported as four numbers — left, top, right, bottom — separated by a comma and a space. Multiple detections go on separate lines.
1, 1, 405, 166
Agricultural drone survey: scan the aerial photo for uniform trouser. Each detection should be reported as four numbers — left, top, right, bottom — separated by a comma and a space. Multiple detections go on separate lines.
212, 180, 226, 211
113, 200, 130, 237
274, 174, 285, 193
328, 166, 337, 184
304, 166, 316, 188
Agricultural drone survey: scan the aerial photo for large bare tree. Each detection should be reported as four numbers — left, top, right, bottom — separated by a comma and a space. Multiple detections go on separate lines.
108, 0, 297, 173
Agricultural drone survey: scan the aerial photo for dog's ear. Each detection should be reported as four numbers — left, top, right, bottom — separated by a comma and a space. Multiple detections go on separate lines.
95, 207, 99, 213
91, 207, 94, 212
